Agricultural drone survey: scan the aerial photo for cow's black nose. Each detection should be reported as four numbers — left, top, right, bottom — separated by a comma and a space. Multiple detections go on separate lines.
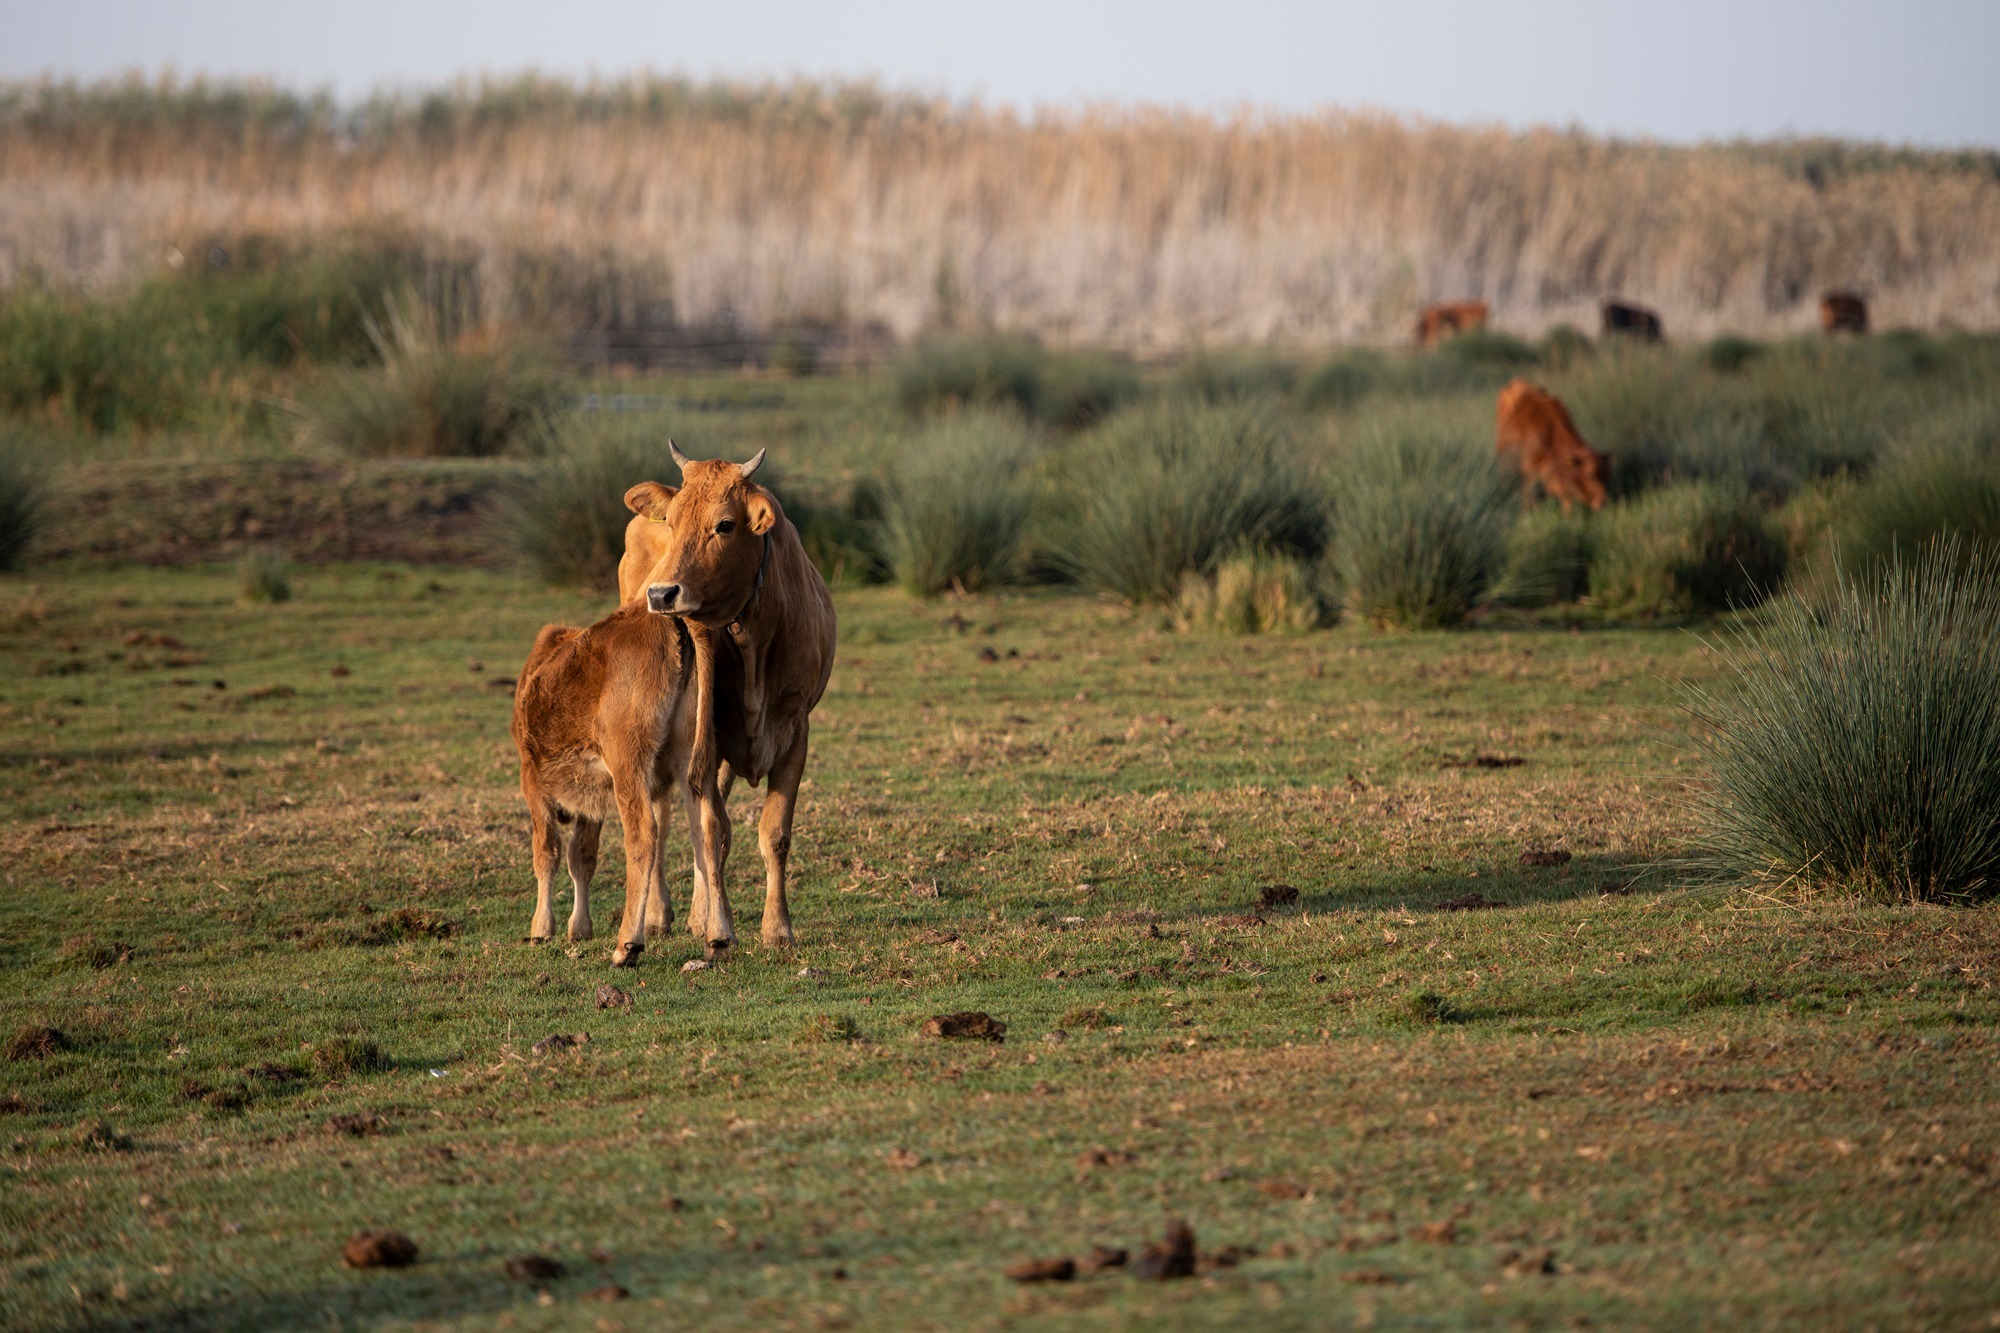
647, 584, 679, 613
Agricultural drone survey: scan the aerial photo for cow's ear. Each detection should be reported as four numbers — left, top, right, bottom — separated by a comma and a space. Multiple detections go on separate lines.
745, 486, 783, 536
623, 482, 677, 519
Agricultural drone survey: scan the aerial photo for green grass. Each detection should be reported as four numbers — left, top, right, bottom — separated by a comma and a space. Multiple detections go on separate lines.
2, 562, 1997, 1328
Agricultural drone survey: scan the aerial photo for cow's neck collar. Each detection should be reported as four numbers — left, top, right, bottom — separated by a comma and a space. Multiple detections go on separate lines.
726, 532, 773, 639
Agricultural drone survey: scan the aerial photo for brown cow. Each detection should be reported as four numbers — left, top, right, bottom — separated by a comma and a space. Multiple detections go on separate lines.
1415, 301, 1489, 347
1495, 378, 1610, 511
1820, 291, 1868, 334
511, 564, 720, 968
1601, 301, 1663, 341
620, 444, 837, 953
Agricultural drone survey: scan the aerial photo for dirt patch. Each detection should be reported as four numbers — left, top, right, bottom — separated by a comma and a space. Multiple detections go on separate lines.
1340, 1269, 1401, 1285
582, 1285, 630, 1302
1078, 1147, 1136, 1169
7, 1026, 68, 1060
1436, 892, 1505, 911
531, 1032, 589, 1056
1520, 848, 1573, 868
1412, 1220, 1458, 1244
1005, 1257, 1075, 1283
343, 1231, 418, 1269
1255, 1179, 1308, 1200
353, 907, 456, 946
327, 1113, 387, 1138
1499, 1247, 1558, 1277
1078, 1245, 1128, 1274
504, 1254, 568, 1282
1257, 884, 1300, 909
594, 984, 632, 1010
921, 1012, 1006, 1042
1130, 1218, 1197, 1280
44, 458, 523, 568
914, 929, 960, 946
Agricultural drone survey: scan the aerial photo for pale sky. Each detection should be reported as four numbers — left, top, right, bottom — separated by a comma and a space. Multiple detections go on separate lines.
3, 0, 1996, 147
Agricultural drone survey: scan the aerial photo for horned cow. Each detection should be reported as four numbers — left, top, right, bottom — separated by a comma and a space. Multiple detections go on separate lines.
1496, 378, 1610, 511
620, 444, 837, 954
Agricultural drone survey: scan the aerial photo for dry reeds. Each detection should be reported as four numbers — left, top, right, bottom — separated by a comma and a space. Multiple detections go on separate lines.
4, 74, 1999, 348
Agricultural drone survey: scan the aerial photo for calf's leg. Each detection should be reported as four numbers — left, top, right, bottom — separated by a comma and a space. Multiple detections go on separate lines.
527, 796, 563, 944
566, 816, 601, 942
610, 780, 660, 968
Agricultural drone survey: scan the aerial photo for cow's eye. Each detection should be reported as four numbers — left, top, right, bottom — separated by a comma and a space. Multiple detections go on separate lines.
714, 519, 736, 535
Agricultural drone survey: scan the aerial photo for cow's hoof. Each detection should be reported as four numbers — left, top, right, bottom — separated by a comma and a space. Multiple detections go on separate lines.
568, 924, 594, 943
526, 932, 552, 945
704, 938, 732, 961
610, 942, 643, 968
761, 927, 795, 949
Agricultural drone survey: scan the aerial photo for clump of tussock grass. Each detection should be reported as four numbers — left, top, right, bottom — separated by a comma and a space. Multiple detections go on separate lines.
895, 336, 1044, 419
0, 431, 46, 571
497, 413, 678, 588
1329, 424, 1516, 629
1172, 350, 1299, 403
1838, 447, 2000, 581
1298, 351, 1384, 412
1493, 504, 1595, 608
1037, 353, 1144, 430
1703, 334, 1764, 374
1555, 346, 1706, 496
1398, 991, 1468, 1025
311, 1037, 390, 1078
1681, 539, 2000, 903
1434, 328, 1539, 370
1042, 399, 1321, 603
296, 295, 564, 458
876, 411, 1037, 596
1588, 482, 1785, 619
235, 548, 293, 604
1536, 324, 1594, 371
1173, 549, 1335, 634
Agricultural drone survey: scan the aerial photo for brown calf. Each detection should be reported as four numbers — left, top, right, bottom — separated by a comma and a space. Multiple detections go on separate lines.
1821, 291, 1868, 334
620, 444, 837, 953
511, 571, 720, 967
1496, 378, 1610, 511
1415, 301, 1489, 347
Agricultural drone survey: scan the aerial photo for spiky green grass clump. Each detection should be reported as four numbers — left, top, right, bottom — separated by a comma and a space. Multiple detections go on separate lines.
1330, 426, 1516, 628
1589, 482, 1785, 618
1683, 540, 2000, 902
1493, 503, 1595, 608
1044, 400, 1320, 603
876, 412, 1037, 596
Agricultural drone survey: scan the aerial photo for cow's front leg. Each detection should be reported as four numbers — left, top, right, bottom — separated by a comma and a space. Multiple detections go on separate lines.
757, 734, 810, 948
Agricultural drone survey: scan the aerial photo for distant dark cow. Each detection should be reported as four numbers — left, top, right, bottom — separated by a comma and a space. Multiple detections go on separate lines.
1414, 301, 1489, 347
1496, 378, 1610, 511
1821, 291, 1869, 334
1600, 301, 1663, 342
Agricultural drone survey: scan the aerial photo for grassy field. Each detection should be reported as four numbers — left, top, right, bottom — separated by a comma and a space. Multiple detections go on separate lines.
3, 562, 1996, 1330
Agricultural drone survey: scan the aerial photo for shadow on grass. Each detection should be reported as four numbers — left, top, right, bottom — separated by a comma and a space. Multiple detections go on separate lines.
1263, 852, 1662, 916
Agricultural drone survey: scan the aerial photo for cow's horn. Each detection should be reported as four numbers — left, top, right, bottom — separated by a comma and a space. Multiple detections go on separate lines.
668, 438, 692, 472
739, 448, 766, 480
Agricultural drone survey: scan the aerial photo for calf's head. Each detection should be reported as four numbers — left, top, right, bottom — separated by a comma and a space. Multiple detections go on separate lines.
622, 444, 781, 626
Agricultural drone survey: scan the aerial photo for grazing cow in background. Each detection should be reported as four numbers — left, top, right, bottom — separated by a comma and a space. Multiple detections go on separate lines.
1821, 291, 1869, 334
1496, 378, 1610, 511
1414, 301, 1489, 347
511, 553, 720, 968
1601, 301, 1663, 342
620, 444, 837, 954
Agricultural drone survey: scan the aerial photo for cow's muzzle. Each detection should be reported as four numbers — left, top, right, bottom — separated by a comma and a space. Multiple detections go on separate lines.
646, 584, 680, 614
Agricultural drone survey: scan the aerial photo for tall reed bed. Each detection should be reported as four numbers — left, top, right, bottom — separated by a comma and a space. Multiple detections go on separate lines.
6, 74, 2000, 348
